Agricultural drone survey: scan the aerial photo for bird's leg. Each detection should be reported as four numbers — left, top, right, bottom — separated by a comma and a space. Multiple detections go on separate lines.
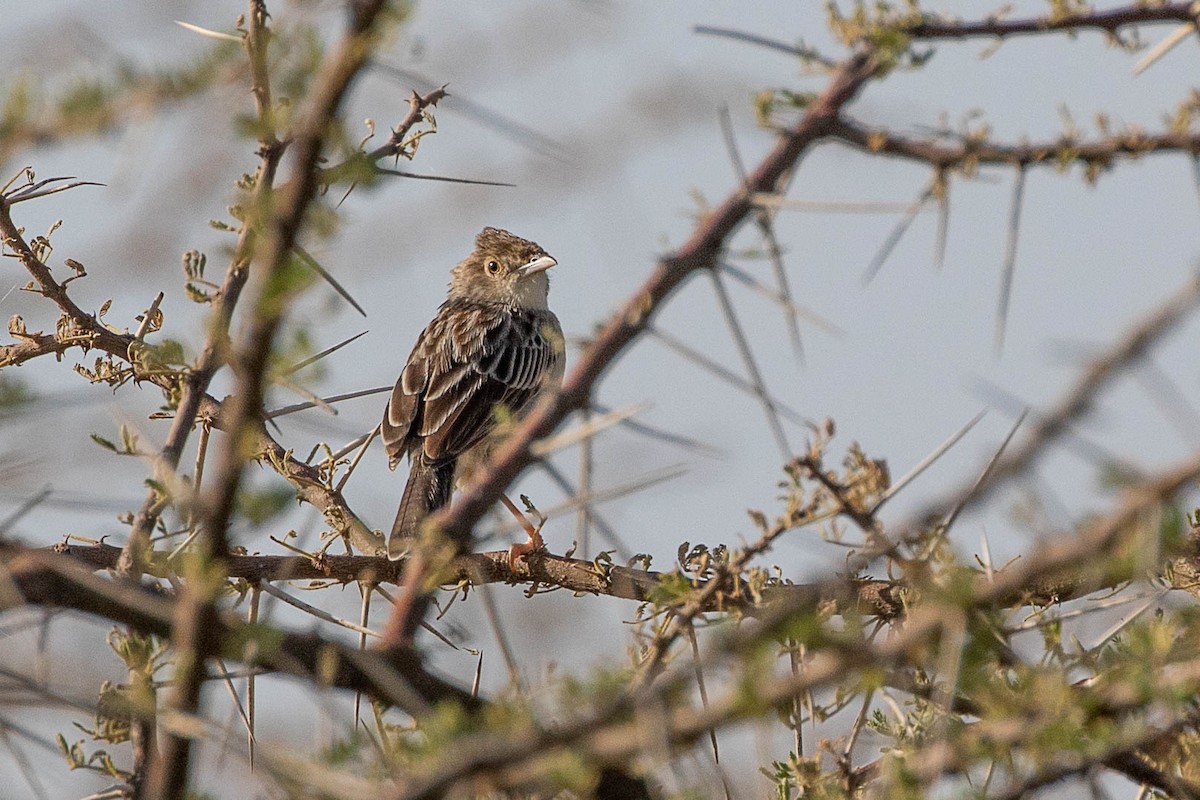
500, 493, 544, 568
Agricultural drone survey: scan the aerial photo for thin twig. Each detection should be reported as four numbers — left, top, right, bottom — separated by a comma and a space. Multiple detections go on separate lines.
707, 268, 791, 459
694, 25, 837, 67
589, 401, 722, 457
279, 330, 369, 377
335, 424, 381, 493
994, 165, 1026, 355
1132, 20, 1197, 74
577, 402, 594, 558
373, 167, 513, 187
862, 184, 933, 284
368, 63, 566, 158
264, 385, 391, 420
720, 261, 844, 336
913, 270, 1200, 531
645, 324, 809, 426
829, 115, 1200, 175
904, 4, 1197, 41
872, 409, 987, 513
293, 244, 366, 316
719, 105, 804, 361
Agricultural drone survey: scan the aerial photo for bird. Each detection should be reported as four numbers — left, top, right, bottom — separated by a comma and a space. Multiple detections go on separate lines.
382, 227, 564, 561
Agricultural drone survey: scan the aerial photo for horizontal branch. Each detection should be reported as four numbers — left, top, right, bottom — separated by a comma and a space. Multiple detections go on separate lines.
828, 116, 1200, 171
0, 331, 84, 367
52, 522, 1199, 627
53, 541, 902, 618
905, 4, 1197, 41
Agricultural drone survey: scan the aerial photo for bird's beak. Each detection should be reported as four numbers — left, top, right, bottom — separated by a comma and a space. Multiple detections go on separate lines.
519, 255, 557, 276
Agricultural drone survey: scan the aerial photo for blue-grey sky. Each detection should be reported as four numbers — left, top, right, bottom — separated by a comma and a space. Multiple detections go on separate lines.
2, 1, 1199, 797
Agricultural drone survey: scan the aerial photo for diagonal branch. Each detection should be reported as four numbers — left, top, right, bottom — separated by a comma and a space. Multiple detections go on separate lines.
432, 47, 881, 538
383, 46, 883, 645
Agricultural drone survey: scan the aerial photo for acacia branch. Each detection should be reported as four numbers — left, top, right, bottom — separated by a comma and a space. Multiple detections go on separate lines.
121, 7, 286, 582
904, 4, 1198, 41
828, 115, 1200, 171
0, 198, 130, 358
139, 6, 286, 794
50, 541, 903, 618
148, 4, 393, 791
396, 450, 1200, 797
382, 47, 884, 648
0, 545, 475, 712
204, 0, 389, 550
38, 501, 1200, 636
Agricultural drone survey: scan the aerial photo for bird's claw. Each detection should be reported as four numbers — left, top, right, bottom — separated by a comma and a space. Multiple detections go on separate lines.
507, 529, 545, 571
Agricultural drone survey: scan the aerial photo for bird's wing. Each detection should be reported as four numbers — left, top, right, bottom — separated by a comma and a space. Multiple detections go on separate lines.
381, 306, 447, 467
382, 303, 560, 469
382, 364, 421, 469
421, 306, 559, 461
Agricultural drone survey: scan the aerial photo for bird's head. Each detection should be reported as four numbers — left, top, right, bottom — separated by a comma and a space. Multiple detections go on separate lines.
448, 227, 556, 309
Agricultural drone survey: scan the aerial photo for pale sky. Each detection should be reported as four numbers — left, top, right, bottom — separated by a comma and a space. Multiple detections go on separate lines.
2, 1, 1199, 796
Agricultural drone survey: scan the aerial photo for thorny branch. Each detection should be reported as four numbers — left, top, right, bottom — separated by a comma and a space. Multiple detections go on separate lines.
149, 2, 395, 792
139, 1, 285, 794
119, 1, 285, 580
1, 545, 476, 712
6, 2, 1200, 798
828, 116, 1200, 177
49, 541, 904, 619
384, 45, 886, 645
902, 3, 1199, 41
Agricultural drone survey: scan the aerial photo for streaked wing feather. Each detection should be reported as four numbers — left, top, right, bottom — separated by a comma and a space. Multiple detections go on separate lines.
382, 319, 437, 464
382, 377, 418, 465
420, 372, 484, 439
426, 378, 535, 458
425, 309, 556, 459
384, 300, 560, 467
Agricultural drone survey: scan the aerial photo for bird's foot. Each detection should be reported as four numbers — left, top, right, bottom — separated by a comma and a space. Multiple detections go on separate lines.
507, 528, 545, 571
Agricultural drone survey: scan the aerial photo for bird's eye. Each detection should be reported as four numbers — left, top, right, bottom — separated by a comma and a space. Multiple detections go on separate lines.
485, 260, 500, 275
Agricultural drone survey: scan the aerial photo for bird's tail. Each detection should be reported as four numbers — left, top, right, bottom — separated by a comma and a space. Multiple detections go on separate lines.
388, 459, 454, 560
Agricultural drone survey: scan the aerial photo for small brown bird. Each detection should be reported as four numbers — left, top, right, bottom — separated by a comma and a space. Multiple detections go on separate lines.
382, 227, 564, 560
